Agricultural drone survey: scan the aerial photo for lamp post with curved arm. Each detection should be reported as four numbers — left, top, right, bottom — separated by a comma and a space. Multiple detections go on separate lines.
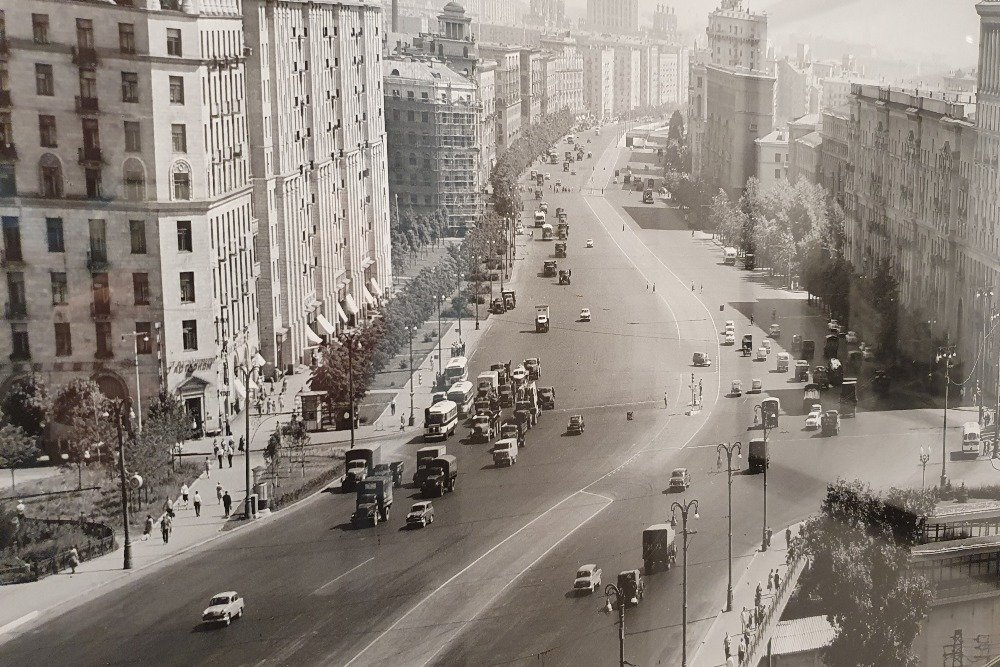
473, 253, 481, 330
717, 442, 742, 612
936, 337, 957, 489
671, 498, 699, 667
237, 342, 266, 519
753, 403, 771, 551
602, 583, 632, 667
406, 325, 416, 426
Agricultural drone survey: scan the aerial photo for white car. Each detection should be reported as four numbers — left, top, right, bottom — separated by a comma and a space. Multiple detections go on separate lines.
805, 409, 822, 430
724, 320, 735, 333
762, 340, 772, 354
586, 239, 595, 248
723, 332, 736, 345
202, 591, 244, 626
755, 347, 767, 361
580, 308, 591, 322
845, 330, 858, 344
573, 564, 602, 594
511, 366, 529, 383
515, 224, 525, 235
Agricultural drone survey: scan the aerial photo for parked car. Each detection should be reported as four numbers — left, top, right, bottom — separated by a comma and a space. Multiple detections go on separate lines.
724, 320, 735, 332
580, 308, 591, 322
668, 467, 691, 491
202, 592, 244, 627
573, 564, 603, 594
805, 408, 822, 430
567, 415, 585, 434
762, 339, 772, 354
586, 239, 595, 248
406, 501, 435, 528
845, 330, 859, 344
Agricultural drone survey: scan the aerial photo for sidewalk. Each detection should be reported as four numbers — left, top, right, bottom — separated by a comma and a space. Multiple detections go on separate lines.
692, 522, 806, 667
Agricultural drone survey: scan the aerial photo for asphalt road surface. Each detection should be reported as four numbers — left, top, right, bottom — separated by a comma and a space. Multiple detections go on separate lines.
0, 124, 956, 667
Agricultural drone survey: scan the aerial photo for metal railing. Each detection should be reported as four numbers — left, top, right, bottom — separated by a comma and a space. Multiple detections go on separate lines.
740, 551, 809, 667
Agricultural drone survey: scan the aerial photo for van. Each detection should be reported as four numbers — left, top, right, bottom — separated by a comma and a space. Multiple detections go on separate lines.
723, 247, 738, 265
961, 422, 981, 459
491, 438, 519, 467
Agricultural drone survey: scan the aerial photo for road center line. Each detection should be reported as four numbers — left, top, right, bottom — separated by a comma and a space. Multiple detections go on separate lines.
313, 557, 374, 594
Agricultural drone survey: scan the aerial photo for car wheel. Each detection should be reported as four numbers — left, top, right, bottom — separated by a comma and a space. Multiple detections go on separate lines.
236, 608, 243, 619
223, 614, 231, 627
429, 514, 434, 524
421, 518, 426, 527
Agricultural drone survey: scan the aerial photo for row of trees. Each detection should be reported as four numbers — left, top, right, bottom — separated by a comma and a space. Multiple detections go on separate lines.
390, 206, 450, 274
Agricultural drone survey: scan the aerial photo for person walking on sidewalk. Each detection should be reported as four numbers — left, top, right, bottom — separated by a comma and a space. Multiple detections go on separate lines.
226, 442, 234, 468
160, 514, 173, 543
68, 545, 80, 574
193, 491, 202, 517
180, 483, 189, 508
215, 442, 224, 469
774, 570, 780, 590
400, 415, 405, 431
143, 514, 154, 540
163, 497, 175, 519
222, 490, 233, 518
238, 435, 245, 454
216, 482, 224, 505
738, 636, 746, 663
391, 399, 396, 416
755, 582, 762, 607
204, 456, 211, 479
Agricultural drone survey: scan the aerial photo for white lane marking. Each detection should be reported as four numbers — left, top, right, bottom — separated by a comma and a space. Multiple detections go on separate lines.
0, 612, 39, 636
313, 557, 375, 594
418, 493, 614, 667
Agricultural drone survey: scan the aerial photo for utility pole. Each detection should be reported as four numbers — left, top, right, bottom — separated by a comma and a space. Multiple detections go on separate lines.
754, 402, 772, 551
240, 339, 265, 519
121, 331, 149, 432
978, 288, 993, 425
114, 399, 133, 570
717, 442, 741, 612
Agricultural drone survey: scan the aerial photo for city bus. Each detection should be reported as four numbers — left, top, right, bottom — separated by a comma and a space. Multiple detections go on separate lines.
723, 247, 738, 265
447, 381, 476, 416
445, 356, 469, 384
425, 400, 459, 441
961, 422, 981, 459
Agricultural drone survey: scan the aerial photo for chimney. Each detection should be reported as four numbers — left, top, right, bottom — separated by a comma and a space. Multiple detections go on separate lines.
392, 0, 399, 32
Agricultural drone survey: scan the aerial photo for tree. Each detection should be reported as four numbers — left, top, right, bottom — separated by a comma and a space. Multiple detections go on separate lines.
51, 379, 115, 476
134, 391, 190, 473
0, 421, 38, 492
668, 110, 684, 142
0, 375, 51, 437
798, 479, 933, 667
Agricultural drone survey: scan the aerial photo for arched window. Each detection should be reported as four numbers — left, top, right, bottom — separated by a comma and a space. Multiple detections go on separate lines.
39, 153, 62, 198
390, 69, 399, 76
171, 161, 191, 200
123, 158, 146, 201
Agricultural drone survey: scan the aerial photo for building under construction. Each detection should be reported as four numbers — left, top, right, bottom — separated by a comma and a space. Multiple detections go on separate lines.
384, 57, 482, 234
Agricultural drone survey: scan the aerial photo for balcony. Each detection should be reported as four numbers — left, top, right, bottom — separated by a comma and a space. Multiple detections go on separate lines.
75, 95, 99, 114
0, 143, 16, 161
0, 248, 24, 266
78, 146, 104, 165
86, 250, 110, 272
90, 302, 113, 320
5, 301, 28, 319
0, 90, 10, 108
94, 347, 114, 360
72, 46, 99, 68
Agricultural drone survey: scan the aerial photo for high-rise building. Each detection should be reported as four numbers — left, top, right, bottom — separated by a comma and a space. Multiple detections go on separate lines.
586, 0, 639, 35
243, 0, 392, 369
818, 106, 850, 206
650, 5, 679, 41
613, 46, 640, 115
383, 58, 481, 232
479, 44, 522, 149
519, 48, 544, 125
540, 34, 585, 116
706, 0, 766, 70
461, 0, 515, 26
528, 0, 565, 27
580, 44, 614, 119
0, 0, 257, 436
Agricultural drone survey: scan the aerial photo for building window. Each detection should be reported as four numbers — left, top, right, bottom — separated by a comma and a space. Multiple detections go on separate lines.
123, 159, 145, 201
121, 72, 139, 103
119, 23, 135, 54
129, 220, 147, 254
775, 152, 781, 162
84, 167, 102, 199
11, 324, 29, 360
774, 168, 781, 179
172, 168, 190, 200
407, 110, 414, 122
133, 272, 150, 305
166, 28, 182, 56
422, 111, 429, 122
95, 322, 112, 358
179, 271, 195, 303
0, 164, 14, 196
76, 18, 93, 48
392, 109, 399, 120
39, 155, 63, 198
124, 120, 141, 152
168, 75, 184, 104
78, 70, 96, 99
54, 322, 72, 356
46, 217, 64, 252
0, 112, 9, 149
32, 14, 48, 44
176, 220, 192, 251
2, 216, 21, 261
135, 322, 152, 353
171, 124, 187, 152
51, 272, 68, 305
39, 115, 57, 147
35, 64, 53, 96
182, 319, 197, 350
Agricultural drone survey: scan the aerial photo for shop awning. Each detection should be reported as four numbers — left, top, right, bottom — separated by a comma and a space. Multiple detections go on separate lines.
336, 302, 349, 324
305, 326, 323, 345
362, 288, 376, 307
370, 277, 382, 297
248, 377, 258, 391
343, 294, 359, 316
232, 377, 247, 401
316, 313, 335, 335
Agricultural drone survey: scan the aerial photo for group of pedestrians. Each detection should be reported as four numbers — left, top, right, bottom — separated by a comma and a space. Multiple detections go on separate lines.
212, 436, 243, 469
255, 378, 289, 415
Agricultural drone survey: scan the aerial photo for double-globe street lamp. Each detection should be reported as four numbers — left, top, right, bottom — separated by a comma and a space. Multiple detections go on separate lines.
107, 398, 136, 570
753, 402, 775, 551
472, 253, 481, 330
716, 442, 742, 612
237, 342, 266, 519
602, 582, 638, 667
671, 499, 699, 667
976, 288, 994, 424
336, 332, 364, 449
406, 325, 416, 426
936, 338, 957, 489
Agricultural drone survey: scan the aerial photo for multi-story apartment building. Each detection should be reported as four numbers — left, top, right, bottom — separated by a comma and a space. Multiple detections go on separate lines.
645, 42, 689, 108
0, 0, 257, 437
479, 44, 521, 149
786, 113, 821, 183
383, 57, 480, 232
775, 58, 816, 126
540, 52, 558, 116
650, 4, 679, 41
539, 34, 585, 116
244, 0, 391, 371
461, 0, 514, 26
580, 44, 614, 119
754, 128, 788, 190
705, 0, 766, 71
528, 0, 565, 28
519, 48, 543, 125
613, 45, 640, 116
818, 106, 850, 205
687, 48, 710, 176
586, 0, 638, 35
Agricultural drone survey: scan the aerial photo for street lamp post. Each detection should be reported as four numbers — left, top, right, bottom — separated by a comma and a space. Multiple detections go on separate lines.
603, 583, 633, 667
111, 398, 134, 570
238, 343, 265, 519
937, 335, 957, 489
436, 295, 444, 383
716, 442, 742, 612
455, 273, 463, 342
671, 499, 699, 667
343, 333, 363, 449
407, 325, 416, 426
121, 331, 149, 432
978, 289, 994, 425
753, 403, 771, 551
919, 446, 931, 489
473, 254, 481, 330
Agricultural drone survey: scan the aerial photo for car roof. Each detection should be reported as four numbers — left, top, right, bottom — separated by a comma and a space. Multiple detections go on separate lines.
671, 467, 687, 475
578, 563, 597, 571
212, 591, 238, 598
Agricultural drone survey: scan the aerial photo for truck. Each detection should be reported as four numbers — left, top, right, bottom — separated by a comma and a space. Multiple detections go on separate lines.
642, 524, 677, 575
515, 381, 541, 426
491, 438, 519, 467
801, 339, 816, 360
421, 455, 458, 497
412, 445, 447, 486
748, 437, 768, 474
535, 172, 544, 186
828, 358, 844, 386
534, 209, 546, 226
538, 386, 556, 409
477, 370, 500, 395
343, 445, 382, 490
543, 260, 558, 277
491, 362, 511, 387
524, 357, 540, 380
472, 409, 501, 442
821, 410, 841, 436
840, 380, 857, 417
500, 421, 527, 448
643, 189, 654, 204
536, 304, 550, 333
615, 570, 644, 607
824, 334, 840, 360
501, 290, 516, 310
352, 477, 393, 527
802, 383, 820, 413
554, 242, 567, 258
558, 270, 571, 285
557, 221, 569, 239
370, 461, 405, 488
498, 383, 514, 408
813, 365, 829, 389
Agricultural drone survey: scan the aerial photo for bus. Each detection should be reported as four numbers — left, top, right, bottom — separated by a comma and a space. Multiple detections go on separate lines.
447, 381, 476, 416
542, 223, 554, 240
961, 422, 981, 459
425, 400, 459, 441
445, 356, 469, 384
723, 247, 738, 265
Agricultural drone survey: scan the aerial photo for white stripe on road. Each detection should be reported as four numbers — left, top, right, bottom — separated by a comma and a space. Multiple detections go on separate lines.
312, 557, 375, 594
0, 611, 39, 635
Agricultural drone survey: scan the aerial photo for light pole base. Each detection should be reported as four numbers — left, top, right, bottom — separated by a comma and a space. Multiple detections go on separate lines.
726, 586, 733, 613
408, 415, 415, 426
123, 540, 133, 570
940, 473, 949, 489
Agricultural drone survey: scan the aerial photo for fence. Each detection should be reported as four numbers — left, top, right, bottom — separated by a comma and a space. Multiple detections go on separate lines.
740, 550, 809, 667
1, 516, 116, 585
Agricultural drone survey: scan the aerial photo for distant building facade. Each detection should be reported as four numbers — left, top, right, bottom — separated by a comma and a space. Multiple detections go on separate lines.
581, 44, 614, 119
755, 128, 788, 190
586, 0, 639, 35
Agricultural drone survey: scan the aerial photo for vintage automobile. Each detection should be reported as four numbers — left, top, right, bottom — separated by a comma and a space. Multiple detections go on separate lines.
805, 407, 822, 430
668, 467, 691, 491
724, 332, 736, 345
573, 564, 603, 594
202, 592, 245, 627
692, 352, 712, 367
567, 414, 585, 434
406, 501, 435, 528
580, 308, 591, 322
586, 238, 595, 248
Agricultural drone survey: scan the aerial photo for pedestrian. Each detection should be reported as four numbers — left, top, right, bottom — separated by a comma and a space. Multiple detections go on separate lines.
278, 396, 284, 412
143, 514, 154, 540
282, 378, 288, 393
691, 281, 695, 291
664, 391, 669, 408
161, 514, 172, 543
738, 637, 746, 663
700, 284, 703, 293
68, 545, 80, 574
193, 491, 202, 517
652, 283, 655, 292
238, 435, 245, 453
767, 569, 774, 592
418, 373, 423, 386
750, 314, 754, 325
400, 415, 405, 431
755, 582, 762, 607
391, 399, 396, 416
222, 490, 232, 518
772, 309, 777, 321
786, 526, 793, 548
216, 444, 224, 469
226, 442, 234, 468
774, 570, 780, 590
216, 481, 224, 505
180, 483, 189, 508
724, 634, 731, 659
204, 455, 211, 478
163, 497, 174, 519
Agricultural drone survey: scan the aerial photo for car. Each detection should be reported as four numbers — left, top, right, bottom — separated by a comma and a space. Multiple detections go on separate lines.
845, 330, 858, 344
515, 224, 525, 235
724, 332, 736, 345
768, 324, 781, 338
693, 352, 712, 367
730, 379, 743, 396
805, 408, 822, 430
668, 467, 691, 491
573, 564, 603, 594
724, 320, 735, 332
755, 347, 767, 361
406, 501, 435, 528
511, 366, 529, 384
580, 308, 591, 322
586, 238, 595, 248
567, 415, 585, 434
762, 339, 772, 354
202, 591, 244, 627
827, 319, 840, 333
